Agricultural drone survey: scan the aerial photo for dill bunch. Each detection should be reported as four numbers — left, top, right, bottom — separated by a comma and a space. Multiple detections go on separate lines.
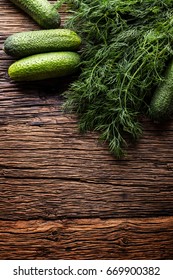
64, 0, 173, 157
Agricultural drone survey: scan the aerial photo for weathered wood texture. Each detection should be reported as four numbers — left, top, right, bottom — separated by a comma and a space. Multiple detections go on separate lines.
0, 1, 173, 259
0, 217, 173, 260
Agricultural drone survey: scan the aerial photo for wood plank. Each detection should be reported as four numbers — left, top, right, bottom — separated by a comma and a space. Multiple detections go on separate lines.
0, 120, 173, 219
0, 170, 173, 219
0, 217, 172, 259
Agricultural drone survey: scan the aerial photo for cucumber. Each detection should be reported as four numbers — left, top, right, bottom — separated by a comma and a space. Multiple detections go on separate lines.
8, 52, 80, 81
4, 29, 81, 58
10, 0, 61, 28
149, 61, 173, 121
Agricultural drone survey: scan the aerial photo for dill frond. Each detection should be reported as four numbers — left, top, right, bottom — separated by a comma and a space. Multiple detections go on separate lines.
64, 0, 173, 157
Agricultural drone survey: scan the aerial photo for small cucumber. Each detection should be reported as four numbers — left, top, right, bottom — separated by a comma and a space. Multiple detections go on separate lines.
8, 52, 80, 81
10, 0, 61, 28
149, 61, 173, 121
4, 29, 81, 58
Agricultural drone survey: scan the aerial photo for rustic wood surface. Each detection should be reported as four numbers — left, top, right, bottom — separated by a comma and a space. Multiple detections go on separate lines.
0, 0, 173, 260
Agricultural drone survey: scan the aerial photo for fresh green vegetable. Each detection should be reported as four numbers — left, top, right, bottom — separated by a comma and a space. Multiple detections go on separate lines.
149, 60, 173, 121
64, 0, 173, 157
8, 52, 80, 81
4, 29, 81, 58
9, 0, 61, 28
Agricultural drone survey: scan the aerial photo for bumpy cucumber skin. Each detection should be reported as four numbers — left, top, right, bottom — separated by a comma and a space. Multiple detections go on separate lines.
149, 61, 173, 121
4, 29, 82, 58
10, 0, 60, 28
8, 52, 80, 81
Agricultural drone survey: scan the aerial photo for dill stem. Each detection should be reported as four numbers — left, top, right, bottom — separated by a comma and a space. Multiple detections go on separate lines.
119, 45, 153, 108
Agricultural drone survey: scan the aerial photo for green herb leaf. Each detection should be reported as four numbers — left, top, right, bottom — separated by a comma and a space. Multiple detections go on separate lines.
64, 0, 173, 157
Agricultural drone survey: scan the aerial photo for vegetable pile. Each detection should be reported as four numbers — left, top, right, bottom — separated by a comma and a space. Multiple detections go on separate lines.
64, 0, 173, 157
4, 0, 173, 157
5, 1, 81, 81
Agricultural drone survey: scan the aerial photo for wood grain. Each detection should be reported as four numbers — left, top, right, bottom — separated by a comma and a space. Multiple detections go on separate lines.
0, 217, 173, 260
0, 0, 173, 259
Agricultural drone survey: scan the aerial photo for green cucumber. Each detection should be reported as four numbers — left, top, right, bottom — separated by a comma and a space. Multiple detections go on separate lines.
9, 0, 61, 28
149, 61, 173, 121
4, 29, 82, 58
8, 52, 80, 81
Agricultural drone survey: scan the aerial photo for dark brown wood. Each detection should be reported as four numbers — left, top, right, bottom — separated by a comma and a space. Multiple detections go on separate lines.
0, 0, 173, 259
0, 217, 173, 260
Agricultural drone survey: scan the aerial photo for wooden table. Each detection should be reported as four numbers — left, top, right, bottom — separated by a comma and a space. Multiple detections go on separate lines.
0, 1, 173, 260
